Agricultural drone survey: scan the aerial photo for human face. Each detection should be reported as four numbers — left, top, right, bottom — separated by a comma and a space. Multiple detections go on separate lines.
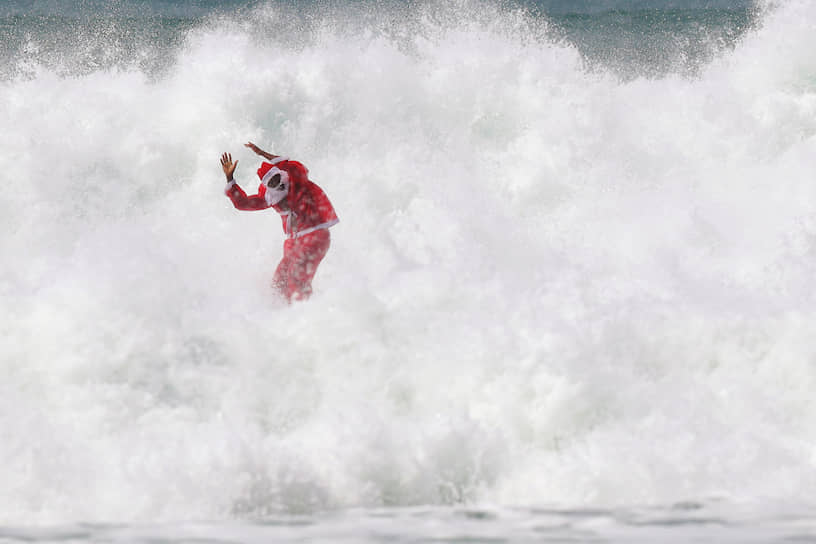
267, 173, 282, 189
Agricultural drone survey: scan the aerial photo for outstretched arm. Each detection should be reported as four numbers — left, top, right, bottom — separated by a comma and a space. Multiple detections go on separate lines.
220, 151, 270, 211
245, 141, 283, 162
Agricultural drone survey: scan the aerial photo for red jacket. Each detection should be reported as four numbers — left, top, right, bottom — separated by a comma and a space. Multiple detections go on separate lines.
225, 157, 338, 238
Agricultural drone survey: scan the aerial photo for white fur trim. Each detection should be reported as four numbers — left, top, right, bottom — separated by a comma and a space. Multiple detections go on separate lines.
292, 219, 339, 239
224, 179, 236, 194
267, 156, 288, 165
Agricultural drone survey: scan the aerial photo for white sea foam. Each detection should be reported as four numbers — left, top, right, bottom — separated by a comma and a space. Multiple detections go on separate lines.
2, 0, 816, 524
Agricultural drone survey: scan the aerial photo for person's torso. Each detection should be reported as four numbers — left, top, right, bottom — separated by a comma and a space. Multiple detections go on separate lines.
266, 178, 338, 239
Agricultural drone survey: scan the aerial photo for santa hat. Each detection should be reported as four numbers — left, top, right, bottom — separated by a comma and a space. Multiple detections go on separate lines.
257, 161, 290, 206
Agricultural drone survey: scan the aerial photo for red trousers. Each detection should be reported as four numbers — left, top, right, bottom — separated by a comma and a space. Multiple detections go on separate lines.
273, 229, 331, 302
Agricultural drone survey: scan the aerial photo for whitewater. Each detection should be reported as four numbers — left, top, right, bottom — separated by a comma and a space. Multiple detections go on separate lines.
3, 0, 816, 540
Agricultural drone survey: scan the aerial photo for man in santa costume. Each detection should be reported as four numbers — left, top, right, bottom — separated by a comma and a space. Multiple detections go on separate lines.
220, 142, 338, 302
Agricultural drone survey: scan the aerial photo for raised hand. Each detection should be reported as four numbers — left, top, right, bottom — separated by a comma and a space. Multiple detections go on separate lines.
245, 142, 280, 161
244, 142, 265, 156
220, 152, 238, 181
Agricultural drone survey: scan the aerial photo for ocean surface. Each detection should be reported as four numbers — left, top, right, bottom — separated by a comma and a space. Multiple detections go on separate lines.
3, 0, 816, 541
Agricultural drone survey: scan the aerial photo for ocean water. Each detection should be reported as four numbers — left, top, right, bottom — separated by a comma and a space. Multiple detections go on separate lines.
3, 0, 816, 541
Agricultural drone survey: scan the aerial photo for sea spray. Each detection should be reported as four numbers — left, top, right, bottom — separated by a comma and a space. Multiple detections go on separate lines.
2, 0, 816, 524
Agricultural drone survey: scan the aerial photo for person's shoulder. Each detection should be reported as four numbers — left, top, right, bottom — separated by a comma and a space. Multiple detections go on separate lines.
280, 160, 309, 184
306, 178, 327, 192
282, 159, 308, 171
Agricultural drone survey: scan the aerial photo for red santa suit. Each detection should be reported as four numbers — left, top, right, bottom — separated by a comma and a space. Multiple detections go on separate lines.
225, 156, 338, 302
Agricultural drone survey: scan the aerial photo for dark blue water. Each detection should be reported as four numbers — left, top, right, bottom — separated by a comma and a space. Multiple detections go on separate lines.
0, 0, 757, 17
0, 0, 759, 79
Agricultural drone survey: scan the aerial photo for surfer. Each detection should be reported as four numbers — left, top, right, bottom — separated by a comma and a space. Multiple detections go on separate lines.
220, 142, 338, 303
